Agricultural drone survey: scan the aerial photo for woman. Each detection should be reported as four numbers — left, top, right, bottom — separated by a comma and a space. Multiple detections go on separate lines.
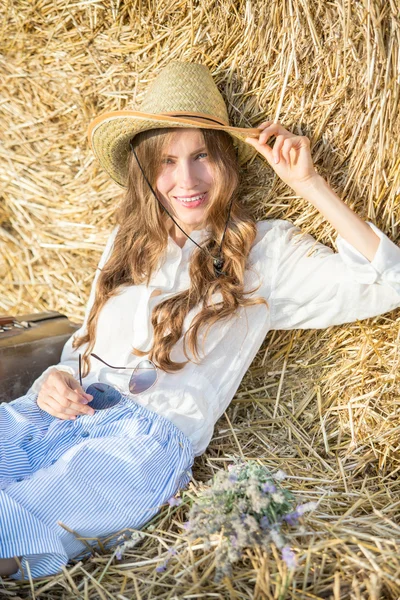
1, 62, 399, 580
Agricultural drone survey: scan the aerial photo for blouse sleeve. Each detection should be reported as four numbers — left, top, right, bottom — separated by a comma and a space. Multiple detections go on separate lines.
26, 225, 119, 394
269, 219, 400, 330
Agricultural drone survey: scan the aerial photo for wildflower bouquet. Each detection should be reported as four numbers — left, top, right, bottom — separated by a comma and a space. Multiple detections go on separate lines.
183, 459, 316, 583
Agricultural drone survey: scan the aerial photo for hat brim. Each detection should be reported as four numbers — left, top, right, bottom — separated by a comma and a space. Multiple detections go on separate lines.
88, 110, 261, 188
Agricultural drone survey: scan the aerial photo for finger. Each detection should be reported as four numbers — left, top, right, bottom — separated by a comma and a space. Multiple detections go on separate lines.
244, 136, 276, 166
273, 135, 286, 164
51, 389, 95, 416
67, 388, 93, 406
44, 385, 77, 409
68, 378, 93, 402
52, 378, 93, 406
258, 123, 287, 144
245, 136, 263, 146
37, 398, 76, 420
42, 385, 95, 416
259, 126, 278, 145
291, 144, 301, 166
290, 137, 308, 166
257, 120, 274, 130
282, 138, 294, 164
40, 393, 81, 416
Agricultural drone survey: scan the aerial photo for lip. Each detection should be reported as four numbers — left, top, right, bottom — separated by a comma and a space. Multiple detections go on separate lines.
174, 192, 207, 199
173, 192, 208, 208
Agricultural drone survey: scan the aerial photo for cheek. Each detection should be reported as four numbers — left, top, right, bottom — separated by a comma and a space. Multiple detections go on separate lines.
155, 173, 172, 195
203, 164, 215, 186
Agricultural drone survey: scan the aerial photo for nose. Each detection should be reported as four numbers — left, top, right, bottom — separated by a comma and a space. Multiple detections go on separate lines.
175, 159, 199, 188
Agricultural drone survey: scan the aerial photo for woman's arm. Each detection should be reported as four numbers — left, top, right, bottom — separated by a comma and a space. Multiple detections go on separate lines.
265, 219, 400, 331
293, 175, 380, 262
245, 121, 381, 262
246, 122, 400, 330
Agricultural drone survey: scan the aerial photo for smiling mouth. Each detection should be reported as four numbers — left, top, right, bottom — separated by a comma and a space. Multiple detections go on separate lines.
173, 192, 207, 207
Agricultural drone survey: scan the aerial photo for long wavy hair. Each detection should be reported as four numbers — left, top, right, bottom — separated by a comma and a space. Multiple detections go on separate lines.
73, 127, 268, 375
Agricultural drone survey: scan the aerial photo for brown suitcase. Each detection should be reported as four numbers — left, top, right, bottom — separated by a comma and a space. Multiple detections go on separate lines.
0, 311, 80, 403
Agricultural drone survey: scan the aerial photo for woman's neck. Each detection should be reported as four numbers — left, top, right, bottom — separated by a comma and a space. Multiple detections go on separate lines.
168, 222, 204, 248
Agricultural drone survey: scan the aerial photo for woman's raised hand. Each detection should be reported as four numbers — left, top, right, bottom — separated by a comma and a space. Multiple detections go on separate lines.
37, 370, 94, 420
245, 121, 318, 192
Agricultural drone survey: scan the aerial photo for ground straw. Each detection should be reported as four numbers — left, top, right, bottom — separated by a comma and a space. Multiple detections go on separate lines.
1, 0, 400, 598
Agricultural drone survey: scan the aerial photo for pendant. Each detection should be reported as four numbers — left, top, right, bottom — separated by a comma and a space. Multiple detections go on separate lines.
213, 257, 225, 277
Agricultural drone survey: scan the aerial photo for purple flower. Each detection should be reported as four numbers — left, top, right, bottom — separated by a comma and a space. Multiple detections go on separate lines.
229, 534, 238, 547
182, 521, 191, 530
282, 546, 297, 569
260, 515, 270, 530
168, 497, 182, 507
168, 547, 178, 556
228, 473, 238, 483
283, 511, 299, 526
115, 550, 122, 560
156, 563, 167, 573
262, 481, 276, 494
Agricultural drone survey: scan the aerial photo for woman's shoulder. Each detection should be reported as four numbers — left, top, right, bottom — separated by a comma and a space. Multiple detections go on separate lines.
253, 218, 299, 248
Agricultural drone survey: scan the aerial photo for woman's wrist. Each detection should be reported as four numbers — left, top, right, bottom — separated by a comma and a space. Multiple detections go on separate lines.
290, 173, 327, 203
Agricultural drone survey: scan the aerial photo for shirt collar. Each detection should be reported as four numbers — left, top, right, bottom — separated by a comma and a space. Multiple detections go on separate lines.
167, 225, 212, 250
149, 225, 212, 290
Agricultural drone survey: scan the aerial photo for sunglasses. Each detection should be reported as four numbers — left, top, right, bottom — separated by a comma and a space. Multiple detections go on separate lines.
78, 353, 158, 410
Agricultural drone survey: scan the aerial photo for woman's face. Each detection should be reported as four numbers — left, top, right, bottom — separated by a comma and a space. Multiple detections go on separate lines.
155, 128, 214, 244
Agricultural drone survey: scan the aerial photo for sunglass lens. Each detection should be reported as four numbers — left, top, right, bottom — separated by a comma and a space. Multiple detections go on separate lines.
129, 360, 157, 394
85, 383, 122, 410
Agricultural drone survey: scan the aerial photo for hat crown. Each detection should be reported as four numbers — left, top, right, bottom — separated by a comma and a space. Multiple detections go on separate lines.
138, 62, 229, 125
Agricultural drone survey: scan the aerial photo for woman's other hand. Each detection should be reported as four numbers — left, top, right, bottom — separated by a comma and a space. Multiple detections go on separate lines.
245, 121, 318, 193
37, 370, 94, 420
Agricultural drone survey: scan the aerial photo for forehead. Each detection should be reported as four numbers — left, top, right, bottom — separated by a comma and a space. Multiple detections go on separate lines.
163, 128, 205, 151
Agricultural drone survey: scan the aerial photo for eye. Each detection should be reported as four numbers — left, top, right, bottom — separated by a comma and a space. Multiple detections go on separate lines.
197, 152, 208, 159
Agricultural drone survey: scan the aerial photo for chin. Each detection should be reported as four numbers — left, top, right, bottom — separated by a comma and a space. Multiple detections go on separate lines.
175, 208, 207, 224
180, 220, 204, 230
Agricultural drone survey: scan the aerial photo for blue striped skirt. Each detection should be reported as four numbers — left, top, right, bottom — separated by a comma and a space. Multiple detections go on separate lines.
0, 387, 195, 580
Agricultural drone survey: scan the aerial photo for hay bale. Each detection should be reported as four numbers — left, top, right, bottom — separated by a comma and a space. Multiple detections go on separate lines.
1, 0, 400, 597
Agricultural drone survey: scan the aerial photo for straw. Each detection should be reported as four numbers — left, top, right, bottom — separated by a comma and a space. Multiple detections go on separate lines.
1, 0, 400, 597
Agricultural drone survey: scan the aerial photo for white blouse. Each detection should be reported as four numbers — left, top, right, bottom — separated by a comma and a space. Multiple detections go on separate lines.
29, 219, 400, 456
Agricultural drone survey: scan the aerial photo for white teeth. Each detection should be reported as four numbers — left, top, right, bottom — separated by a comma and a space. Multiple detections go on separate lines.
176, 193, 205, 202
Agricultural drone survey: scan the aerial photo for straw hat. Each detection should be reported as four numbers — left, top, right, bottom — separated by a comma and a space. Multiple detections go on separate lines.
87, 62, 261, 188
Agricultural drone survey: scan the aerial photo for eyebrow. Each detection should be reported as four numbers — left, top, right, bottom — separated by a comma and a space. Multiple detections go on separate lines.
162, 146, 207, 158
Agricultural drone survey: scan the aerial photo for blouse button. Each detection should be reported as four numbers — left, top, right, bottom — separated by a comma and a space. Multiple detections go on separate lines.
26, 435, 33, 441
81, 431, 90, 438
16, 477, 23, 482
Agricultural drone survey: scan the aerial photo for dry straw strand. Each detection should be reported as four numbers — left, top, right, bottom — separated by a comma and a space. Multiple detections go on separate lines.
1, 0, 400, 598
